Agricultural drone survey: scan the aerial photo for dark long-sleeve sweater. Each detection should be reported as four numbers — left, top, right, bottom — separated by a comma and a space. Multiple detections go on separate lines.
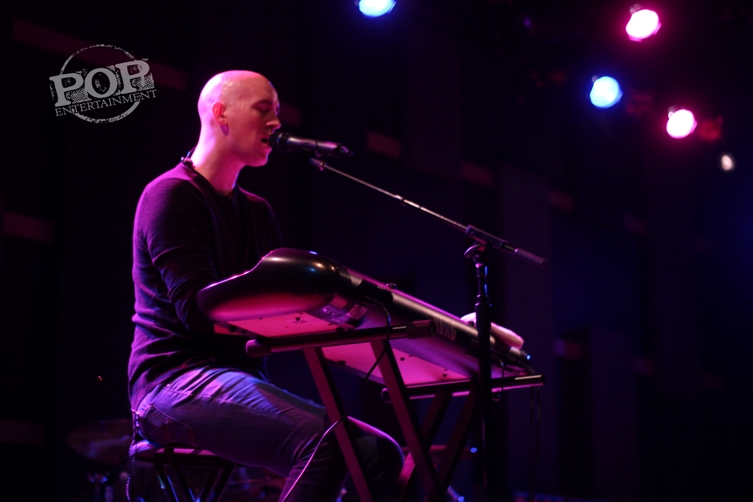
128, 163, 282, 408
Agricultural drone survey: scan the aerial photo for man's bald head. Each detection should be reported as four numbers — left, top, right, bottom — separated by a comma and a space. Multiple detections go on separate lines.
198, 71, 275, 128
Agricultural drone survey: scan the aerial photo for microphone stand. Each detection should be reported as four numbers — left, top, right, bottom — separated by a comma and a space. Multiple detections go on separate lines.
309, 158, 546, 501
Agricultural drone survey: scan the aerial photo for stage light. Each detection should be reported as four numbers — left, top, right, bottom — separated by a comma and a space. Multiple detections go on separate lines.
358, 0, 395, 17
626, 7, 661, 40
720, 153, 735, 171
589, 76, 623, 108
666, 108, 697, 138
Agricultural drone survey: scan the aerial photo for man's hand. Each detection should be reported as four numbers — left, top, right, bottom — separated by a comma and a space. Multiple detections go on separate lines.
461, 312, 524, 349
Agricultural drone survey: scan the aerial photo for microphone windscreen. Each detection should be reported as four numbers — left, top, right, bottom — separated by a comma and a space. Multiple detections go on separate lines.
269, 131, 289, 151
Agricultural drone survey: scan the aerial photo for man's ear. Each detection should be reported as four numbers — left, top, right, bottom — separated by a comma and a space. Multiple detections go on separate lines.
212, 102, 227, 126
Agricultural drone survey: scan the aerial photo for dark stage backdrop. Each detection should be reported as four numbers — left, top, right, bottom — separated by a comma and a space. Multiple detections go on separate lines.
2, 1, 752, 501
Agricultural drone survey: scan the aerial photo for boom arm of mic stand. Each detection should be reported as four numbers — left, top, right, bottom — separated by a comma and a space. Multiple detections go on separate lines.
309, 159, 548, 268
465, 225, 547, 268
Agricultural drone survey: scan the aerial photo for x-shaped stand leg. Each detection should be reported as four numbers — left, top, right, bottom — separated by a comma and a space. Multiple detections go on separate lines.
370, 340, 483, 502
303, 347, 376, 502
302, 343, 484, 502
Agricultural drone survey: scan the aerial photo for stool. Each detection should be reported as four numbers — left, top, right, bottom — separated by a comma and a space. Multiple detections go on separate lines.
131, 440, 236, 502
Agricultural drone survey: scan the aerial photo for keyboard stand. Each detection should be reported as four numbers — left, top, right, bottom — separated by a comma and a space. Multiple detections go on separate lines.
301, 341, 544, 502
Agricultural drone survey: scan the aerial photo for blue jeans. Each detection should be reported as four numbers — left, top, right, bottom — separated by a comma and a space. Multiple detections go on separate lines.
133, 367, 403, 501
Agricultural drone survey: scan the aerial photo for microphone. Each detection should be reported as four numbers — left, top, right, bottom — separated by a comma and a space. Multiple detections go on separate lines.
269, 131, 353, 157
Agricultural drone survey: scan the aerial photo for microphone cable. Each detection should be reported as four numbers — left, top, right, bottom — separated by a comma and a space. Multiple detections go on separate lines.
280, 300, 392, 502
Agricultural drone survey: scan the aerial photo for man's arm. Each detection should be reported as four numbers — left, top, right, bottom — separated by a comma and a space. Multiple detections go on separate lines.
136, 179, 218, 333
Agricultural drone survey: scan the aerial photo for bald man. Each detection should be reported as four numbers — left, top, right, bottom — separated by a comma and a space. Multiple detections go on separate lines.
128, 71, 403, 501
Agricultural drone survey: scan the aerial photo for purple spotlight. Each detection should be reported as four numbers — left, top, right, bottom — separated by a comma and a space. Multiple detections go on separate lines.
626, 7, 661, 41
666, 109, 697, 139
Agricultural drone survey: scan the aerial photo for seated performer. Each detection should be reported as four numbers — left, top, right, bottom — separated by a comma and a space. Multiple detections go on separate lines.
128, 70, 404, 501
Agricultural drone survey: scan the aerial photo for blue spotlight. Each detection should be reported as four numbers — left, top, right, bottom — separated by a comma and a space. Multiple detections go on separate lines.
589, 76, 623, 108
359, 0, 396, 18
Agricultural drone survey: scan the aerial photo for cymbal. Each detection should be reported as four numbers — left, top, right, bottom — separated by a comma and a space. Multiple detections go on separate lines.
68, 418, 132, 465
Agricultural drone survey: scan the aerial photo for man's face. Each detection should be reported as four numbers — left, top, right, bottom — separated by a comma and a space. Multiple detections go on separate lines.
223, 77, 281, 167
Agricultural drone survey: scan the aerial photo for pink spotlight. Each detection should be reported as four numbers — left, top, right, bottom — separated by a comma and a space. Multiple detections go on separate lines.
626, 7, 661, 41
666, 109, 697, 139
